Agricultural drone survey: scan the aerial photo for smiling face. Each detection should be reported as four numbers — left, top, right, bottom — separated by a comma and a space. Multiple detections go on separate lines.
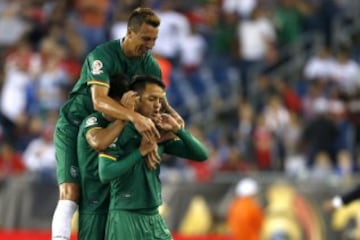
125, 23, 158, 57
136, 83, 165, 118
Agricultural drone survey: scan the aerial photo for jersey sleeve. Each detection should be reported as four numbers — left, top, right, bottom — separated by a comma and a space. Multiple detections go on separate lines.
146, 55, 162, 80
163, 129, 209, 161
98, 149, 143, 183
98, 125, 143, 183
82, 114, 104, 136
86, 48, 114, 88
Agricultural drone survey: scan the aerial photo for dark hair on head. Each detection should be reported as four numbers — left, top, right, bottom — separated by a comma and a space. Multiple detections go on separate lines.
108, 74, 130, 99
128, 7, 160, 31
129, 75, 165, 93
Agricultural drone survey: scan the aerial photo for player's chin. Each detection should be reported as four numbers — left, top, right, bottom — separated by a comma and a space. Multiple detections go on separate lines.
150, 112, 161, 121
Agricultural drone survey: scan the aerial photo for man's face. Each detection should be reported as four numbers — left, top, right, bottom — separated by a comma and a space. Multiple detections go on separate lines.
136, 83, 165, 118
127, 23, 158, 57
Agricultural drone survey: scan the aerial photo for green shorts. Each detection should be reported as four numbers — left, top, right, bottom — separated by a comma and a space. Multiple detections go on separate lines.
105, 210, 172, 240
78, 212, 107, 240
54, 116, 80, 184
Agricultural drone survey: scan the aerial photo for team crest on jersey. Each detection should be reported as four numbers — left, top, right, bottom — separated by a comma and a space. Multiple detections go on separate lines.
85, 117, 98, 127
91, 60, 103, 75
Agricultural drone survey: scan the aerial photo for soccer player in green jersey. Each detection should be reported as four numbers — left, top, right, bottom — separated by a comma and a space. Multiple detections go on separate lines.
98, 75, 208, 240
52, 7, 183, 240
77, 74, 135, 240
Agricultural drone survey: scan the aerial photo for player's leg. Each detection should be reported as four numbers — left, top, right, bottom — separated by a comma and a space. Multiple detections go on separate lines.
105, 210, 139, 240
105, 210, 172, 240
152, 213, 173, 240
52, 120, 80, 240
52, 183, 79, 240
78, 213, 107, 240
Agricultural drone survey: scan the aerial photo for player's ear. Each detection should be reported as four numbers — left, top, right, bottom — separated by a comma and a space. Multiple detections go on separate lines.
127, 27, 136, 37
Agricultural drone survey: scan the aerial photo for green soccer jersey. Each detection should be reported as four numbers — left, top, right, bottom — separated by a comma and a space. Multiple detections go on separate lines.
77, 112, 112, 214
99, 123, 209, 212
59, 39, 162, 126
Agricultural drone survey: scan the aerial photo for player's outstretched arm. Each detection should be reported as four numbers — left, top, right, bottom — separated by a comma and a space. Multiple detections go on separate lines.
164, 129, 209, 161
156, 113, 208, 161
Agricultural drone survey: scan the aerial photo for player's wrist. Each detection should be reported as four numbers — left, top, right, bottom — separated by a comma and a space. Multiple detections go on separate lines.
127, 111, 139, 123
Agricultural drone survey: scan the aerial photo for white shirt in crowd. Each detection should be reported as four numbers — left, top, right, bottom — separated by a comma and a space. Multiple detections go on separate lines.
237, 17, 276, 61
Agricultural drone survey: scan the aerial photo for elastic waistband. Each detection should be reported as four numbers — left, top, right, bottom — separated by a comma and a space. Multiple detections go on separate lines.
112, 207, 159, 215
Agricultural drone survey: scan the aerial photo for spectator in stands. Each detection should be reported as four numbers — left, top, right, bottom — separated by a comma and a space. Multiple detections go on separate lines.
274, 78, 302, 114
309, 151, 334, 180
0, 1, 30, 48
335, 149, 355, 180
302, 98, 339, 167
227, 177, 264, 240
222, 0, 258, 19
303, 46, 336, 82
22, 125, 56, 180
72, 0, 110, 53
179, 23, 207, 75
236, 100, 255, 161
152, 1, 190, 64
0, 142, 25, 181
301, 80, 326, 120
272, 0, 309, 46
0, 39, 35, 145
236, 6, 277, 98
252, 115, 274, 170
331, 45, 360, 96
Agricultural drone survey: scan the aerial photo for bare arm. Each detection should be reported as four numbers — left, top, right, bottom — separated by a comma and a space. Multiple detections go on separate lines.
91, 84, 160, 140
86, 120, 125, 151
161, 97, 185, 128
91, 84, 138, 122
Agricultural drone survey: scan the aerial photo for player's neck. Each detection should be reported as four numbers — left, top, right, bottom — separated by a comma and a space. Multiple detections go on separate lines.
121, 37, 136, 58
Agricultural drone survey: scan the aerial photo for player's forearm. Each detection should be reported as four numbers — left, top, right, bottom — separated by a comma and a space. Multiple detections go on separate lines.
87, 121, 125, 151
164, 129, 208, 161
93, 95, 138, 122
98, 150, 142, 183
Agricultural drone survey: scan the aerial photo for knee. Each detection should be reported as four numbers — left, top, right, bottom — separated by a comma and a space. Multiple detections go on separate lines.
59, 183, 80, 202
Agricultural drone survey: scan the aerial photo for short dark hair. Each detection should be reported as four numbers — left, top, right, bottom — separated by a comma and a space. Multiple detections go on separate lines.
108, 74, 129, 99
128, 7, 160, 31
129, 75, 165, 93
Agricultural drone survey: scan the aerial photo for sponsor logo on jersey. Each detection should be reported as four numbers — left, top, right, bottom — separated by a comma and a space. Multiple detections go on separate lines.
85, 117, 98, 127
91, 60, 103, 75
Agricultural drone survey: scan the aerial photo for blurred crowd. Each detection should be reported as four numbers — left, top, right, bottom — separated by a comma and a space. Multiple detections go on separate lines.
0, 0, 359, 184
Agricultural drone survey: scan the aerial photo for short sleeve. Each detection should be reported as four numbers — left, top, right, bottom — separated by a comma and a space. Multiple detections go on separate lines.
83, 114, 104, 136
86, 48, 114, 88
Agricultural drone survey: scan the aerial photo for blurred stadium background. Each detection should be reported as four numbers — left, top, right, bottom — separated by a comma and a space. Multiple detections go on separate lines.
1, 0, 360, 239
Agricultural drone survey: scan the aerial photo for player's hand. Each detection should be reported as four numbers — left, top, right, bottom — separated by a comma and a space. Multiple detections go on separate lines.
133, 114, 160, 141
160, 98, 185, 128
139, 136, 157, 156
120, 91, 138, 110
155, 113, 181, 132
158, 131, 177, 143
145, 149, 161, 170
